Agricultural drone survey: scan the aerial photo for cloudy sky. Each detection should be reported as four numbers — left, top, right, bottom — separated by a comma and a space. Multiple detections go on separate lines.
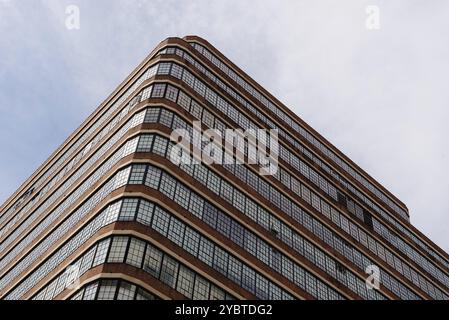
0, 0, 448, 251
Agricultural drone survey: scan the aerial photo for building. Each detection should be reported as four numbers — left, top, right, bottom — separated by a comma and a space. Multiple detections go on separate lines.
0, 36, 448, 300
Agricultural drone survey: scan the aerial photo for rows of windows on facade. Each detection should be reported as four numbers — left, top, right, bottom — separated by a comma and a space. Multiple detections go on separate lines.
0, 36, 448, 301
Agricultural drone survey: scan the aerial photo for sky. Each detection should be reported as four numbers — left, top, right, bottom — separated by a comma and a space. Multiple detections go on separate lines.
0, 0, 448, 252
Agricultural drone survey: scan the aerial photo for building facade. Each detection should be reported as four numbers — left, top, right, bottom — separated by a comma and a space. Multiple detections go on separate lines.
0, 36, 448, 300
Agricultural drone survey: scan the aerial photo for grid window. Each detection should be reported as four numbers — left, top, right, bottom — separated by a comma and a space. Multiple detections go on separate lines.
213, 246, 228, 275
144, 108, 160, 123
198, 237, 214, 267
191, 101, 203, 119
137, 134, 154, 152
167, 218, 186, 247
157, 63, 171, 75
202, 109, 215, 128
182, 70, 195, 87
216, 214, 231, 237
241, 265, 256, 293
174, 184, 190, 209
136, 288, 157, 300
145, 166, 161, 189
177, 265, 195, 299
227, 256, 242, 284
178, 91, 192, 110
160, 173, 177, 199
193, 79, 206, 96
159, 109, 174, 127
220, 181, 233, 203
203, 203, 218, 228
166, 85, 179, 102
255, 274, 269, 300
171, 64, 184, 79
92, 239, 111, 267
153, 136, 168, 156
119, 198, 139, 221
97, 280, 118, 300
184, 227, 200, 256
206, 171, 221, 195
151, 83, 166, 98
152, 207, 171, 236
108, 237, 129, 263
117, 282, 137, 300
136, 200, 154, 226
193, 277, 210, 300
189, 194, 204, 219
144, 245, 163, 277
82, 283, 98, 300
230, 222, 245, 247
160, 255, 179, 288
126, 238, 146, 268
210, 285, 226, 300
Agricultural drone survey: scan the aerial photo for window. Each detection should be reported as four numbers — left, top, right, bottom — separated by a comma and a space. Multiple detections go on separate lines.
184, 227, 200, 256
202, 109, 215, 128
97, 280, 118, 300
160, 109, 174, 127
167, 218, 185, 247
171, 64, 184, 79
152, 136, 168, 157
119, 198, 138, 221
160, 255, 179, 288
220, 181, 233, 203
230, 222, 245, 247
177, 265, 195, 298
251, 274, 268, 300
174, 184, 190, 209
136, 200, 154, 226
137, 134, 154, 152
216, 213, 231, 237
182, 70, 195, 88
145, 166, 161, 189
227, 256, 242, 284
193, 79, 206, 97
198, 237, 214, 267
82, 282, 99, 300
157, 63, 171, 75
152, 207, 171, 236
151, 83, 166, 98
165, 85, 179, 102
178, 91, 192, 111
189, 193, 204, 219
190, 100, 203, 119
193, 276, 210, 300
206, 172, 221, 195
92, 239, 111, 267
144, 245, 163, 277
108, 237, 129, 263
210, 285, 225, 300
160, 173, 177, 199
241, 265, 256, 293
144, 108, 160, 123
126, 238, 146, 268
129, 165, 146, 184
136, 288, 156, 300
117, 282, 136, 300
213, 246, 228, 275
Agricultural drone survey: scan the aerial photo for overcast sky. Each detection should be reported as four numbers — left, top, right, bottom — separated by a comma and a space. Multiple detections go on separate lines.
0, 0, 448, 252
